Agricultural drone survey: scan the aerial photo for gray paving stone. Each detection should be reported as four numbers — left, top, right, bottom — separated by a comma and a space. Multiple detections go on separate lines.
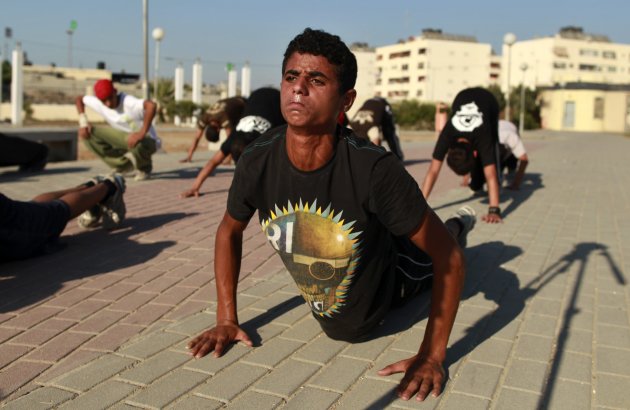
292, 334, 347, 365
57, 380, 138, 410
165, 394, 223, 410
334, 377, 437, 410
1, 387, 75, 410
450, 362, 503, 398
596, 346, 630, 376
193, 362, 268, 401
469, 337, 513, 367
117, 331, 187, 359
53, 354, 136, 392
241, 338, 304, 368
597, 306, 629, 327
522, 313, 559, 337
183, 343, 251, 375
253, 359, 321, 398
504, 358, 549, 392
515, 334, 554, 361
564, 329, 594, 354
279, 316, 323, 343
308, 356, 370, 393
165, 311, 215, 336
495, 387, 541, 410
595, 373, 630, 408
118, 350, 190, 385
555, 351, 592, 383
596, 324, 630, 349
440, 392, 490, 410
222, 391, 284, 409
281, 386, 340, 410
342, 336, 394, 361
544, 379, 591, 410
125, 368, 209, 409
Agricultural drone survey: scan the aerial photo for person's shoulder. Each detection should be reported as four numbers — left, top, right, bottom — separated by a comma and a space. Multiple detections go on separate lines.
499, 119, 518, 133
342, 128, 388, 155
239, 124, 286, 159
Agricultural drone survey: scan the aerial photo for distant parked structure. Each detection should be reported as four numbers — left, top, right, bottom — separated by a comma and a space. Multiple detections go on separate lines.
374, 29, 501, 104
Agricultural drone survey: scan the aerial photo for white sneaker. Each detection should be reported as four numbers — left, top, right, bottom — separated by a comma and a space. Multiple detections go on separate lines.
134, 170, 151, 181
101, 173, 126, 230
77, 176, 105, 229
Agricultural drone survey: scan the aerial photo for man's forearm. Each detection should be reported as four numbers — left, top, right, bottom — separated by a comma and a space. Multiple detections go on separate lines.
512, 158, 528, 188
214, 222, 244, 323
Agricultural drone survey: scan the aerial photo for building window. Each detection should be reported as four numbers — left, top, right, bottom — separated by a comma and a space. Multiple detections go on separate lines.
417, 62, 424, 69
602, 51, 616, 59
608, 66, 617, 72
594, 97, 604, 119
417, 76, 426, 82
490, 73, 499, 79
579, 64, 600, 71
418, 48, 427, 55
553, 62, 567, 69
401, 64, 409, 71
553, 47, 569, 58
416, 90, 423, 97
579, 49, 599, 57
389, 51, 411, 59
388, 77, 410, 84
490, 62, 500, 69
376, 55, 383, 61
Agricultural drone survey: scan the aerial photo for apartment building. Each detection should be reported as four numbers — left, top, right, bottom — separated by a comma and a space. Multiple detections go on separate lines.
503, 27, 630, 90
374, 29, 499, 104
349, 43, 377, 118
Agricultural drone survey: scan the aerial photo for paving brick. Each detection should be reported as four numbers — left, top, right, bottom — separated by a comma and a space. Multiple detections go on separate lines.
282, 386, 340, 410
0, 386, 75, 410
71, 309, 127, 333
291, 334, 347, 365
137, 275, 182, 294
118, 350, 189, 385
544, 379, 591, 410
151, 286, 197, 306
241, 338, 304, 368
166, 311, 215, 336
0, 327, 20, 344
0, 344, 34, 370
165, 394, 223, 410
308, 356, 370, 393
595, 373, 630, 408
494, 388, 541, 410
122, 268, 165, 285
596, 323, 630, 349
0, 361, 51, 400
81, 324, 144, 351
183, 343, 252, 375
504, 358, 548, 392
514, 334, 554, 361
222, 390, 284, 409
91, 282, 141, 302
596, 345, 630, 376
121, 303, 173, 326
194, 362, 268, 401
118, 331, 186, 360
163, 264, 203, 279
334, 378, 429, 410
342, 336, 393, 361
279, 316, 323, 343
57, 380, 137, 410
81, 273, 126, 290
108, 291, 156, 312
44, 288, 98, 309
450, 362, 503, 398
161, 300, 208, 321
56, 300, 110, 321
23, 331, 93, 362
125, 368, 208, 409
564, 329, 593, 354
2, 306, 63, 330
440, 392, 490, 410
252, 359, 320, 398
597, 306, 629, 327
34, 349, 104, 383
522, 313, 558, 337
555, 351, 592, 383
53, 354, 136, 392
469, 337, 513, 367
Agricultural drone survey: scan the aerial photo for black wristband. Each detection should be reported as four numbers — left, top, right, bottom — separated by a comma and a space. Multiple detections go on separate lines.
488, 206, 501, 216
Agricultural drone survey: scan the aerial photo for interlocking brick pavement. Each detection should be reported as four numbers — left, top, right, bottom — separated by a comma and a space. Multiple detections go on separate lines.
1, 131, 629, 409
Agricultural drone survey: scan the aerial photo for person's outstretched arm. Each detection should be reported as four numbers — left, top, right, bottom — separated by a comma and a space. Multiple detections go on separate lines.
128, 100, 157, 148
421, 159, 443, 200
187, 211, 253, 358
181, 128, 205, 163
482, 164, 502, 223
378, 209, 465, 401
180, 150, 227, 198
75, 96, 91, 140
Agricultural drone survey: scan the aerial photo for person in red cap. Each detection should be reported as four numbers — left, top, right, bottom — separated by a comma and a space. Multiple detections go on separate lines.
75, 79, 160, 181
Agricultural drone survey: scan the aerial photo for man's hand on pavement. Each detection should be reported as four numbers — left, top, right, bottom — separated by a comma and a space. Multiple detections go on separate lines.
127, 131, 145, 149
482, 213, 503, 223
378, 355, 446, 401
187, 321, 253, 358
180, 188, 200, 199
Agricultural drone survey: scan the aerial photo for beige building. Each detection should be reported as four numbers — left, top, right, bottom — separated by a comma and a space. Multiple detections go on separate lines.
539, 83, 630, 133
374, 29, 500, 104
349, 43, 377, 118
503, 27, 630, 91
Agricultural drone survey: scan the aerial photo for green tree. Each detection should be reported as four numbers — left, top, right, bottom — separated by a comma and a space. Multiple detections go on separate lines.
509, 85, 541, 130
390, 100, 437, 130
151, 78, 175, 121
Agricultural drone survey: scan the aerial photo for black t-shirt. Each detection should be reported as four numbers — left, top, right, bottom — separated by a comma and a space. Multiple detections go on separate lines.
228, 125, 428, 340
349, 98, 387, 140
197, 96, 247, 130
219, 87, 285, 157
433, 87, 499, 166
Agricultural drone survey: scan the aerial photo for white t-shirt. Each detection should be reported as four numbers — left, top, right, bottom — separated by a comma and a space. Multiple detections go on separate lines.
83, 93, 161, 147
498, 120, 526, 159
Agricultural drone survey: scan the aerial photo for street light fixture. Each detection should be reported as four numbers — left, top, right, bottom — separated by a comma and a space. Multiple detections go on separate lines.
503, 32, 516, 122
519, 62, 529, 136
152, 27, 164, 103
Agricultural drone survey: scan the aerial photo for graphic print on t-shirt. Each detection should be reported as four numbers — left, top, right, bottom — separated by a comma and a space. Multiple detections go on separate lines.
261, 199, 362, 317
451, 101, 484, 132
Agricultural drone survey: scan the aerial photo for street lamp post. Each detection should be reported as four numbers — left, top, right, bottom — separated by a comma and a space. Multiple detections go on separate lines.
503, 32, 516, 122
152, 27, 164, 103
67, 20, 77, 67
519, 62, 529, 136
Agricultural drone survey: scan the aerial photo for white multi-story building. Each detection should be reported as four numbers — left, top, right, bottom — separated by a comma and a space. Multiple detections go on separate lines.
503, 26, 630, 91
349, 43, 377, 118
374, 29, 499, 104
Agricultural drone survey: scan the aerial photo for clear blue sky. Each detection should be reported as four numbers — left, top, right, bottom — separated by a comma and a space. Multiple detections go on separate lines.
2, 0, 629, 89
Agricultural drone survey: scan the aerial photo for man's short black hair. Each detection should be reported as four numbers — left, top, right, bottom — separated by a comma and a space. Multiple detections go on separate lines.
446, 141, 475, 176
282, 28, 357, 94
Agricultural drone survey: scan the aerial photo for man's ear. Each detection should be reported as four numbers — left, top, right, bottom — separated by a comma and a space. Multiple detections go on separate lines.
343, 89, 357, 112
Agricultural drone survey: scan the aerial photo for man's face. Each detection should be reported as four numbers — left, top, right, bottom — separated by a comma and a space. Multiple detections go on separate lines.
99, 93, 118, 109
281, 52, 354, 133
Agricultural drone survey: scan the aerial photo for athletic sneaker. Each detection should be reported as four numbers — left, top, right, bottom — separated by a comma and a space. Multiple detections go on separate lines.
101, 173, 126, 230
134, 170, 151, 181
450, 205, 477, 248
77, 176, 105, 229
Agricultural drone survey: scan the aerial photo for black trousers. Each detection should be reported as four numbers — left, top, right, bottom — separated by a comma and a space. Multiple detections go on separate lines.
0, 133, 48, 171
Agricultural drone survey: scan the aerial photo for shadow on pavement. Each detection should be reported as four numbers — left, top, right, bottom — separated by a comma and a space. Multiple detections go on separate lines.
402, 158, 430, 167
0, 166, 93, 182
0, 212, 195, 313
150, 167, 235, 180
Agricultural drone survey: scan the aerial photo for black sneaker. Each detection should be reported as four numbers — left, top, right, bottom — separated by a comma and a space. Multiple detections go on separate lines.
77, 176, 105, 229
450, 205, 476, 248
101, 173, 126, 230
